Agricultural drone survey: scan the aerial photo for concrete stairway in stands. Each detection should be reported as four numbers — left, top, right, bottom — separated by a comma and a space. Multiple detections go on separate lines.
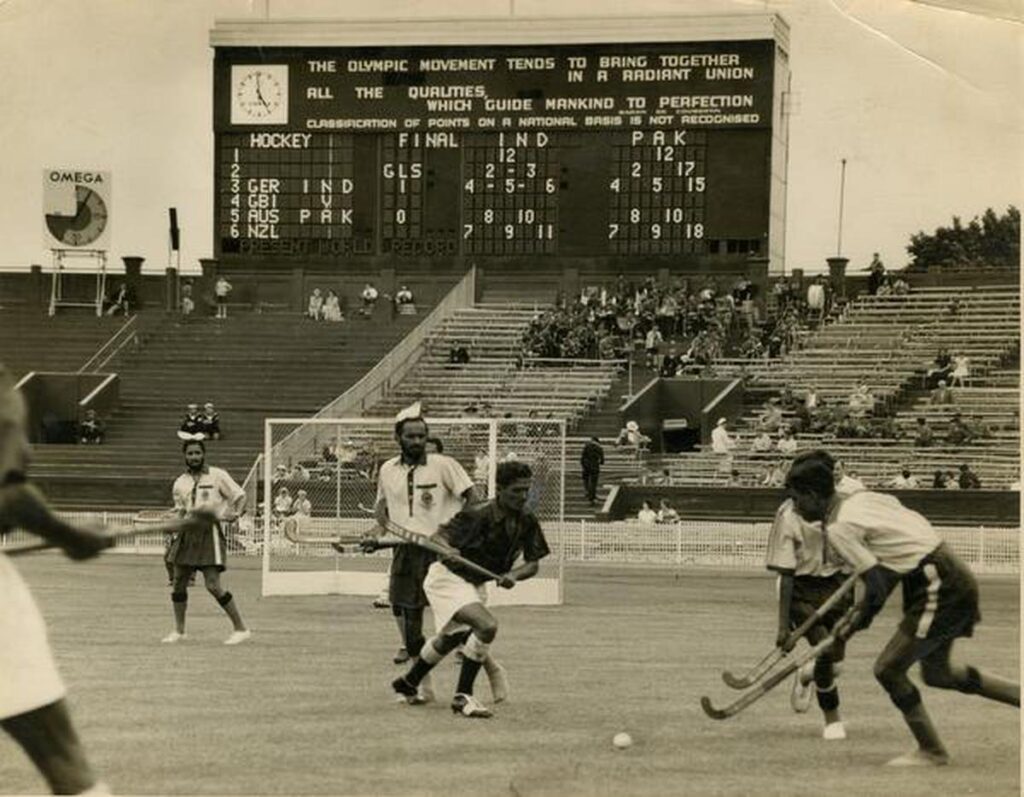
31, 310, 424, 510
0, 308, 124, 379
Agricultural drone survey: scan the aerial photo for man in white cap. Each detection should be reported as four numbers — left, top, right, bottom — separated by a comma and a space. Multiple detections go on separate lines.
711, 417, 736, 474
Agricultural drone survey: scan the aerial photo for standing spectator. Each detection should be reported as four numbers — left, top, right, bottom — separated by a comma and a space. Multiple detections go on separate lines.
292, 489, 312, 517
360, 282, 379, 316
199, 402, 221, 440
914, 416, 935, 447
804, 385, 820, 412
644, 325, 663, 369
867, 253, 885, 295
307, 288, 324, 320
806, 276, 827, 321
180, 282, 195, 317
887, 468, 920, 489
580, 436, 604, 507
949, 354, 970, 388
958, 464, 982, 489
323, 290, 343, 322
78, 409, 104, 444
395, 285, 416, 314
214, 275, 232, 319
636, 500, 658, 525
178, 403, 204, 440
711, 417, 736, 474
930, 380, 955, 405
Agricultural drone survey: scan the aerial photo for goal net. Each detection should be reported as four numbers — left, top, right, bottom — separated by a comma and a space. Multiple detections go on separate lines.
260, 416, 565, 606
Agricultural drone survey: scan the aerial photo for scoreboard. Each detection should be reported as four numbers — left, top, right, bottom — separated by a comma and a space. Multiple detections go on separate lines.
211, 20, 788, 267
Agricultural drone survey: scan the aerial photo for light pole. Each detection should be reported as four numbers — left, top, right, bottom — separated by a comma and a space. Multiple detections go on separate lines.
836, 157, 847, 256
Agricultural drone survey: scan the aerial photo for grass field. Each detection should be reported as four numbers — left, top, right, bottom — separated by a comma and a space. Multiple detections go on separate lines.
1, 554, 1018, 796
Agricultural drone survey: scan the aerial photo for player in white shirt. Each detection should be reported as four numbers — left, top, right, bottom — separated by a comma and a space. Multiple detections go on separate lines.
785, 450, 1019, 766
164, 440, 250, 645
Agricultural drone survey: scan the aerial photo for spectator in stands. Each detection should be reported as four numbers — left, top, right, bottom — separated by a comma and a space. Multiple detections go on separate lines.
761, 460, 787, 488
969, 414, 994, 440
292, 489, 312, 517
946, 413, 974, 446
657, 499, 679, 523
214, 275, 232, 319
757, 399, 785, 434
644, 325, 664, 369
307, 288, 324, 320
323, 290, 343, 322
448, 341, 471, 367
178, 403, 204, 440
949, 353, 971, 387
958, 463, 982, 490
273, 486, 293, 517
360, 282, 379, 316
180, 282, 195, 317
834, 459, 865, 492
711, 417, 736, 474
394, 285, 415, 314
925, 347, 953, 388
335, 439, 358, 467
580, 436, 604, 506
726, 469, 744, 487
776, 429, 798, 457
847, 382, 874, 418
892, 275, 910, 296
288, 463, 310, 482
104, 282, 134, 316
804, 385, 820, 412
636, 500, 658, 525
887, 468, 920, 489
943, 469, 961, 489
914, 416, 935, 447
616, 421, 650, 453
659, 351, 680, 377
78, 409, 104, 445
750, 430, 773, 453
867, 253, 885, 295
321, 440, 338, 463
199, 402, 221, 440
932, 470, 948, 489
946, 296, 962, 316
806, 275, 827, 321
930, 379, 955, 405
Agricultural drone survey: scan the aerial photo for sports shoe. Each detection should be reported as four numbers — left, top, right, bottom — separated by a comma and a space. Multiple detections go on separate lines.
224, 630, 252, 646
393, 647, 410, 664
485, 659, 510, 704
823, 721, 847, 741
885, 749, 949, 767
451, 693, 493, 718
790, 662, 814, 713
372, 595, 390, 609
161, 631, 187, 644
392, 676, 427, 706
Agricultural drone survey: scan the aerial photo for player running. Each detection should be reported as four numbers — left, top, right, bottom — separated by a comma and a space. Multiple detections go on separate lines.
163, 439, 251, 645
785, 449, 1019, 765
0, 364, 111, 794
392, 460, 550, 718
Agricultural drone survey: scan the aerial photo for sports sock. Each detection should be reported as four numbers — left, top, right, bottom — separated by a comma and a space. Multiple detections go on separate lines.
902, 703, 948, 757
456, 658, 484, 695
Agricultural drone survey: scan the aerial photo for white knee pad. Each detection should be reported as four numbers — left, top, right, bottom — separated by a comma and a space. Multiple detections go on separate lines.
463, 633, 490, 663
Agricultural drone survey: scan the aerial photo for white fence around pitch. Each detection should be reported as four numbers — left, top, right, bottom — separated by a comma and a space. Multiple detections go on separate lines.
1, 514, 1018, 576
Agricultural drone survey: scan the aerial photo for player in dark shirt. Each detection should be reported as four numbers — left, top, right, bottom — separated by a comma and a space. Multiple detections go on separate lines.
392, 460, 550, 718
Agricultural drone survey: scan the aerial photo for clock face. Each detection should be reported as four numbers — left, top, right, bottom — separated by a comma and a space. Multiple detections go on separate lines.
231, 65, 289, 124
45, 186, 108, 247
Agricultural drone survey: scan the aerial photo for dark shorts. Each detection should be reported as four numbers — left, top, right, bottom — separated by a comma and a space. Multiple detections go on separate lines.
791, 573, 852, 661
899, 543, 979, 642
215, 295, 227, 305
389, 544, 436, 609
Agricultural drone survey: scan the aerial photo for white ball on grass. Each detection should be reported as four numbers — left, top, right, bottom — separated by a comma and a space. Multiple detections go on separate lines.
612, 732, 633, 750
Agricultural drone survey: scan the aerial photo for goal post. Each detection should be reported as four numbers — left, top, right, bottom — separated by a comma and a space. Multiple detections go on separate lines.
261, 415, 565, 606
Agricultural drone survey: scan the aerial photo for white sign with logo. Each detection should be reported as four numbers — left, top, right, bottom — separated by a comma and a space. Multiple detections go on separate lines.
43, 169, 112, 249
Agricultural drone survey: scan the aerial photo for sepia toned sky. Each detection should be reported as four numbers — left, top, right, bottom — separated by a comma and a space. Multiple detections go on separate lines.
0, 0, 1019, 274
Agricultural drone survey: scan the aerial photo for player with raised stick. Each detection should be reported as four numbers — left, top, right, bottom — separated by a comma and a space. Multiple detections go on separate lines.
163, 439, 251, 645
784, 449, 1019, 766
391, 459, 550, 718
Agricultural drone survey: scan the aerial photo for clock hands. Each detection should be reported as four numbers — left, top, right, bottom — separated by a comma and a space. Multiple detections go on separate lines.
255, 73, 270, 111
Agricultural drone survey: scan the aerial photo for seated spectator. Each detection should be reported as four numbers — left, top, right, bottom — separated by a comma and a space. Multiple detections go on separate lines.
288, 463, 310, 482
834, 460, 866, 493
914, 416, 935, 447
178, 403, 204, 439
78, 409, 104, 444
659, 352, 679, 378
335, 439, 358, 466
969, 414, 994, 440
756, 400, 784, 434
292, 489, 312, 517
944, 470, 961, 489
636, 500, 658, 525
307, 288, 324, 320
199, 402, 221, 440
448, 342, 471, 366
394, 285, 416, 314
932, 470, 948, 489
779, 387, 799, 412
750, 431, 773, 453
803, 385, 820, 412
946, 297, 961, 316
273, 487, 293, 517
930, 380, 955, 405
887, 468, 920, 489
776, 429, 798, 457
949, 354, 970, 387
925, 347, 953, 388
761, 461, 787, 488
958, 464, 982, 489
180, 282, 195, 317
657, 499, 679, 524
892, 276, 910, 296
321, 440, 338, 463
104, 282, 134, 316
946, 413, 974, 446
272, 464, 289, 483
360, 282, 379, 316
323, 290, 343, 322
847, 383, 874, 418
725, 469, 744, 487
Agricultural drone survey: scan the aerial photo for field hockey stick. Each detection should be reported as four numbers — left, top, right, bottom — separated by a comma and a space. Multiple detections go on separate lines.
702, 603, 861, 720
278, 517, 400, 554
3, 511, 216, 557
721, 570, 862, 690
377, 516, 507, 584
356, 502, 376, 515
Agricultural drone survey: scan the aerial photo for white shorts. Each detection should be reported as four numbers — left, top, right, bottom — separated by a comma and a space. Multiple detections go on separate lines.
423, 561, 487, 633
0, 553, 66, 718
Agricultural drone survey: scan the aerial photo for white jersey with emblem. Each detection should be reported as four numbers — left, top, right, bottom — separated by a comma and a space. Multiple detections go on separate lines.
172, 466, 245, 520
376, 453, 473, 536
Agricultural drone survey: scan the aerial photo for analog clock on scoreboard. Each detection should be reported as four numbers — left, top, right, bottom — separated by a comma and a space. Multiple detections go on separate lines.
43, 169, 111, 250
